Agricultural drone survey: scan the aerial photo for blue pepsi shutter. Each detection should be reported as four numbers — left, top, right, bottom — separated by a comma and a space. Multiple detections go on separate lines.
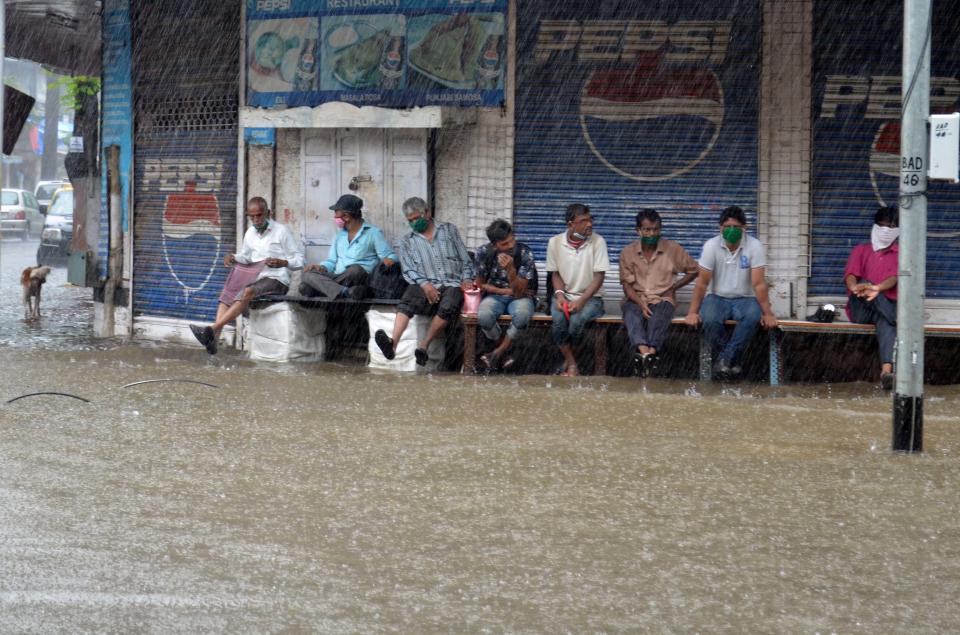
811, 0, 960, 299
514, 1, 760, 267
131, 1, 240, 321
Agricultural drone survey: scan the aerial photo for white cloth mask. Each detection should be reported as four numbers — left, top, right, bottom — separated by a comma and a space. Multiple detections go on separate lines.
871, 224, 900, 251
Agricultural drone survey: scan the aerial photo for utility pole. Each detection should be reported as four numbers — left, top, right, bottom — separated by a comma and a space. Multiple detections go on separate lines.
894, 0, 931, 452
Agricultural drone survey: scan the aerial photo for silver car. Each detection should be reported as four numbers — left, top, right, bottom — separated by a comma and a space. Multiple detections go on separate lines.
1, 189, 43, 239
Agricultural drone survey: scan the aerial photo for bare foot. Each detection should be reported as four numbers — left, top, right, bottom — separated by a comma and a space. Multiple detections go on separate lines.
561, 363, 579, 377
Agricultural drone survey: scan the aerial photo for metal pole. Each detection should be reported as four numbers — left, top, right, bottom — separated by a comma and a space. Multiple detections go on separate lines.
894, 0, 931, 452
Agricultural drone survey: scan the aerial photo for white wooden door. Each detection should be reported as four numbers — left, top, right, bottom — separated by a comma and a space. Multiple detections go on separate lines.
302, 127, 427, 262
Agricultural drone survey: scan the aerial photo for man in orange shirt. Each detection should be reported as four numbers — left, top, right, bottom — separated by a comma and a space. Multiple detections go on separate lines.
619, 209, 698, 377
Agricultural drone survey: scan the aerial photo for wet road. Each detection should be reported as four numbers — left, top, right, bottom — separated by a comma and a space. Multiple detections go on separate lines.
2, 238, 960, 632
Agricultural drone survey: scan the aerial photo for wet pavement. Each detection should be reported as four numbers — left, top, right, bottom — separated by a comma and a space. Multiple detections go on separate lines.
2, 238, 960, 632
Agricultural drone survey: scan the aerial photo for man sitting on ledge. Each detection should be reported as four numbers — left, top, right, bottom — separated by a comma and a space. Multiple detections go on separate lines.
190, 196, 303, 354
374, 196, 475, 366
299, 194, 396, 301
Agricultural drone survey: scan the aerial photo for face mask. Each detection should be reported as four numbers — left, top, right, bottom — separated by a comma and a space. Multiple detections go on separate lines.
334, 217, 346, 229
571, 231, 589, 241
252, 217, 269, 233
721, 226, 743, 244
410, 217, 429, 233
871, 224, 900, 251
640, 235, 660, 246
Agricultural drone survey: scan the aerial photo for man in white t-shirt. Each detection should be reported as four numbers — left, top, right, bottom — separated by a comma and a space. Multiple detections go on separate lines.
683, 206, 777, 378
546, 203, 610, 376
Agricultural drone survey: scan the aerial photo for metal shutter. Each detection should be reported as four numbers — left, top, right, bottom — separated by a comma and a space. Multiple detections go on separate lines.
811, 0, 960, 299
514, 1, 760, 271
131, 0, 240, 321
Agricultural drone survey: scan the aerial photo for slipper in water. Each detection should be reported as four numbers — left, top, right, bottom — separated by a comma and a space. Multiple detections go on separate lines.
415, 347, 429, 366
190, 324, 218, 355
374, 329, 395, 360
500, 356, 515, 371
480, 352, 500, 372
881, 372, 895, 391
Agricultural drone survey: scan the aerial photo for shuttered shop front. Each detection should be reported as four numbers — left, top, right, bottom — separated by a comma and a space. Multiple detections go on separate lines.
810, 1, 960, 300
514, 1, 760, 270
132, 1, 240, 321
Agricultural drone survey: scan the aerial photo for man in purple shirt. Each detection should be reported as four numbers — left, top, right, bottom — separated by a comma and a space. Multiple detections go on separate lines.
844, 206, 899, 390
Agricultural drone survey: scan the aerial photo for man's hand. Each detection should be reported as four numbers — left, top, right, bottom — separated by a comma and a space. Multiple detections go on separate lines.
422, 282, 440, 304
382, 258, 395, 267
496, 252, 514, 270
568, 297, 586, 314
761, 313, 778, 329
224, 253, 236, 267
640, 301, 652, 318
862, 285, 880, 301
265, 258, 288, 268
304, 264, 326, 273
460, 280, 477, 293
684, 312, 701, 328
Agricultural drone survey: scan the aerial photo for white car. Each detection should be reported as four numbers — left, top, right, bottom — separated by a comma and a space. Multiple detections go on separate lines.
1, 188, 43, 239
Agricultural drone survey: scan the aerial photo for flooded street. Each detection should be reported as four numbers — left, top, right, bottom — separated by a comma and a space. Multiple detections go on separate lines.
3, 240, 960, 632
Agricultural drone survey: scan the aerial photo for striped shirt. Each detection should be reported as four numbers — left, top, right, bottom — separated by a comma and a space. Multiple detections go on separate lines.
397, 221, 474, 287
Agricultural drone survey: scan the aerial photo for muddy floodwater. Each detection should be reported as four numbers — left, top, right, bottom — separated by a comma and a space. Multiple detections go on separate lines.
3, 239, 960, 632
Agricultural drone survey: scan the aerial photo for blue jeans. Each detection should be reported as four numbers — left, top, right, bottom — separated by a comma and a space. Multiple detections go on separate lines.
623, 300, 675, 350
848, 293, 897, 364
477, 295, 536, 341
701, 294, 761, 365
550, 296, 604, 345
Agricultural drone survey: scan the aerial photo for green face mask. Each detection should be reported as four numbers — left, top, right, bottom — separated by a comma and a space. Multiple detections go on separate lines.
640, 235, 660, 246
721, 226, 743, 243
409, 217, 429, 233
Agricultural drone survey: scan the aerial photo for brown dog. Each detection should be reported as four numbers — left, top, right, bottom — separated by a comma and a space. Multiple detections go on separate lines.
21, 266, 52, 320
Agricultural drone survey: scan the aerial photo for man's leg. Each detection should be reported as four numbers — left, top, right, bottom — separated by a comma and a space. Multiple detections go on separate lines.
646, 301, 676, 353
700, 294, 730, 360
417, 287, 464, 364
870, 295, 897, 375
490, 297, 535, 364
725, 297, 762, 367
477, 295, 505, 342
213, 286, 256, 334
550, 299, 577, 373
335, 264, 370, 299
299, 269, 343, 298
622, 301, 649, 353
375, 284, 424, 359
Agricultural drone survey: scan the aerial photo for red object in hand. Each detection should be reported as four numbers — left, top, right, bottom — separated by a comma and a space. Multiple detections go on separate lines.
563, 301, 571, 321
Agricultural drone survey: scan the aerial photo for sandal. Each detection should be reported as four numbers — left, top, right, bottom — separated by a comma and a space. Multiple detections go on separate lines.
500, 356, 515, 371
415, 347, 429, 366
374, 330, 395, 360
560, 364, 579, 377
480, 352, 500, 372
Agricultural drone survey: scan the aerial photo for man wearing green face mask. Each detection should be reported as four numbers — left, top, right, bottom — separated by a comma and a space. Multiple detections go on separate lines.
619, 208, 698, 377
374, 196, 475, 367
683, 206, 777, 379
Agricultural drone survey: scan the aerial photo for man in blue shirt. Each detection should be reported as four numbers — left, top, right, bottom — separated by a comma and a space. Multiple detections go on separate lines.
299, 194, 396, 300
374, 196, 475, 366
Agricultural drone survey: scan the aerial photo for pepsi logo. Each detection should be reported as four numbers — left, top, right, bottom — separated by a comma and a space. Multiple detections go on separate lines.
161, 180, 222, 298
579, 54, 724, 182
869, 120, 900, 206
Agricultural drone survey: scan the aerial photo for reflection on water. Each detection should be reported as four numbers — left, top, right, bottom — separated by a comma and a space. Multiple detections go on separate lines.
2, 343, 960, 632
3, 239, 960, 631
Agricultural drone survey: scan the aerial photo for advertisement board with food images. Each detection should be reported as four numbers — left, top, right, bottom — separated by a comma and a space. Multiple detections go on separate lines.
246, 0, 507, 108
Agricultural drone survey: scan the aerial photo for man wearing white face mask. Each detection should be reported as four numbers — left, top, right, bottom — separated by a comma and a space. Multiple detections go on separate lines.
844, 206, 899, 390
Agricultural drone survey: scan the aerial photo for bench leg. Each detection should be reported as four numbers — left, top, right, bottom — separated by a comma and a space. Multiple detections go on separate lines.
593, 326, 607, 376
699, 332, 713, 382
769, 330, 782, 387
462, 320, 477, 375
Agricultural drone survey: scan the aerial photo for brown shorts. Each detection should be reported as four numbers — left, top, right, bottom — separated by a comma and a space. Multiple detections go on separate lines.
223, 277, 288, 306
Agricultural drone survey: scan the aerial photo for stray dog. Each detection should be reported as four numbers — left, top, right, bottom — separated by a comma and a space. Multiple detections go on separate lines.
21, 266, 52, 320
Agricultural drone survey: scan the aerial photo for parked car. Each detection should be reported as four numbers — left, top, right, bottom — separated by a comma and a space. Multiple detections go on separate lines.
1, 188, 43, 239
34, 180, 67, 215
36, 187, 74, 264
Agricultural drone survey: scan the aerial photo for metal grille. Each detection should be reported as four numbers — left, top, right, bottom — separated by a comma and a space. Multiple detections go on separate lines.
136, 94, 239, 133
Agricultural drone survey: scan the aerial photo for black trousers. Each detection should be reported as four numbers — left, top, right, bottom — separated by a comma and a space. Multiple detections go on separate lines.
398, 284, 463, 322
299, 264, 368, 298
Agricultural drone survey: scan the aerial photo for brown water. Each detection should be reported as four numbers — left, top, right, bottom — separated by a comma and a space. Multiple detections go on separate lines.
3, 238, 960, 631
2, 343, 960, 632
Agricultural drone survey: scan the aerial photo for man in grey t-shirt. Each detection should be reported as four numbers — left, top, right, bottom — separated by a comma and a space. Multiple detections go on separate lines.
683, 206, 777, 378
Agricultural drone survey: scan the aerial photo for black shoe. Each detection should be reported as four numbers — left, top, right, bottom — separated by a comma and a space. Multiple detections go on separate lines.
415, 347, 429, 366
632, 352, 644, 377
374, 329, 395, 360
643, 353, 659, 377
713, 358, 733, 380
190, 324, 217, 355
881, 371, 895, 391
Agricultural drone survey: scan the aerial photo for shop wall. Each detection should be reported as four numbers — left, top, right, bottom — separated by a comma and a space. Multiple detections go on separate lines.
810, 0, 960, 320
